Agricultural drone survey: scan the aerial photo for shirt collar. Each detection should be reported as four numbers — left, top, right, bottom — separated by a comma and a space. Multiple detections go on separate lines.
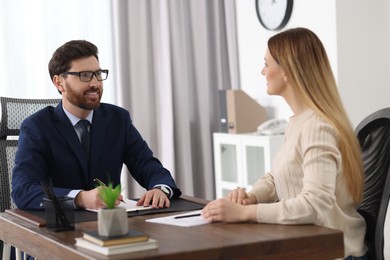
62, 105, 94, 126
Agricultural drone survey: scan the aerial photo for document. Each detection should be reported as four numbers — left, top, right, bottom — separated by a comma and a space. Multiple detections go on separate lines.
146, 210, 209, 227
87, 199, 153, 212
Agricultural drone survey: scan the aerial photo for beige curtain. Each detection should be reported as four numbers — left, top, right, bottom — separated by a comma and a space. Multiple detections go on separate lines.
110, 0, 239, 200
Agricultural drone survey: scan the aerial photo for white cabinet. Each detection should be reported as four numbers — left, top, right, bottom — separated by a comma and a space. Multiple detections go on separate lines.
213, 133, 284, 198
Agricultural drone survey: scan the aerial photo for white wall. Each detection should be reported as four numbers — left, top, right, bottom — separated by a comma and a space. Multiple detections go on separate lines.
235, 0, 389, 257
336, 0, 390, 127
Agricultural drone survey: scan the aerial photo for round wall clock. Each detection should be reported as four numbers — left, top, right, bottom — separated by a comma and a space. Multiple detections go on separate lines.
255, 0, 293, 31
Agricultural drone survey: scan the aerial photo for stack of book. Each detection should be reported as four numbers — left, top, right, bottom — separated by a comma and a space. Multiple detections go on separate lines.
75, 229, 158, 256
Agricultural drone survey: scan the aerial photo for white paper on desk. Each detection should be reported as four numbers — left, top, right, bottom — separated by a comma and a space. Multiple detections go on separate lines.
86, 198, 153, 212
146, 210, 209, 227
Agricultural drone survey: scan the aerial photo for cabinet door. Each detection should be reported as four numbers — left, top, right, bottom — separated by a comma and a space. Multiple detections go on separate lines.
213, 133, 284, 199
213, 134, 242, 198
241, 138, 270, 190
243, 145, 265, 188
241, 136, 284, 189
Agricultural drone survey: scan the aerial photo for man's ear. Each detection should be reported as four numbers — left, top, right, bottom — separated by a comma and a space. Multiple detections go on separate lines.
53, 75, 64, 93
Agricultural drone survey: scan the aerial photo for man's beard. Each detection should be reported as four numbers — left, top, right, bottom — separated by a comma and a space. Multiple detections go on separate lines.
64, 83, 102, 110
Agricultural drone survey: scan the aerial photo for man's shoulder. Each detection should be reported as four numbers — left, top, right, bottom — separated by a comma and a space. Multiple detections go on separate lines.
99, 102, 126, 111
97, 103, 130, 117
24, 105, 56, 122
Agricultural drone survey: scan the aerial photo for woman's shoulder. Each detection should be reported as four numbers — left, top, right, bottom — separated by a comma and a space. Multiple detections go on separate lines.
299, 110, 339, 140
287, 109, 337, 139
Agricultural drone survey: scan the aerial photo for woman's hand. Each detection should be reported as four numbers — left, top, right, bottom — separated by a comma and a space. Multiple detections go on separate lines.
201, 198, 257, 223
227, 188, 257, 205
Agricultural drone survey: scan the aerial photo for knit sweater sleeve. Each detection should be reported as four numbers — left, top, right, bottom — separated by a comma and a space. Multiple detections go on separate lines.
251, 111, 342, 224
248, 171, 278, 203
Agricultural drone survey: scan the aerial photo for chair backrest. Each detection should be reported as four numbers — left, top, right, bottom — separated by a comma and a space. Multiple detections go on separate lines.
0, 139, 18, 257
0, 140, 18, 212
0, 96, 61, 139
355, 107, 390, 260
0, 96, 60, 257
0, 96, 61, 209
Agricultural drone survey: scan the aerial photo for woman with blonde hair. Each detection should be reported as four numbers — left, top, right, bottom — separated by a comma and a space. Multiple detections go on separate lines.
202, 28, 367, 259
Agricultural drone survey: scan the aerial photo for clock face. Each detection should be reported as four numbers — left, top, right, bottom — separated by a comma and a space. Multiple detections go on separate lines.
256, 0, 293, 31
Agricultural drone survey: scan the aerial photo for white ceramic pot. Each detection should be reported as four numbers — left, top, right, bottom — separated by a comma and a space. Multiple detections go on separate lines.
97, 207, 128, 237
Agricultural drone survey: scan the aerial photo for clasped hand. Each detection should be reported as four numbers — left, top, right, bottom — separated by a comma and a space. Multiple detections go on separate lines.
201, 188, 257, 223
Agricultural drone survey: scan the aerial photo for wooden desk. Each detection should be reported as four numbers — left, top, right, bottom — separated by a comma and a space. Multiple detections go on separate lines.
0, 196, 344, 259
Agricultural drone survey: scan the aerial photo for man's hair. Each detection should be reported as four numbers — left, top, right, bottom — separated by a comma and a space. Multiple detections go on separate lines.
48, 40, 99, 81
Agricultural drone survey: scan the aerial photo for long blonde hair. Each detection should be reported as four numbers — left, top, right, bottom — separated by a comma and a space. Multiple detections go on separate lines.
268, 28, 364, 204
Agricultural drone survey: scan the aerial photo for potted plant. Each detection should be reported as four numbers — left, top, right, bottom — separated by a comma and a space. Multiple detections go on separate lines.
96, 181, 128, 237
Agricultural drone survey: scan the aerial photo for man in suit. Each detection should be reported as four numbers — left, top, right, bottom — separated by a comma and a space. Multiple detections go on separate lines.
12, 40, 181, 210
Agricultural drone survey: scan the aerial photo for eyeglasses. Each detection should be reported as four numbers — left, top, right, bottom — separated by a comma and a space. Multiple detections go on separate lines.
61, 69, 109, 82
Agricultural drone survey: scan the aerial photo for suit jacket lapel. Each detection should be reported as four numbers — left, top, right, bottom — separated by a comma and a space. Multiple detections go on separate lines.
53, 104, 90, 180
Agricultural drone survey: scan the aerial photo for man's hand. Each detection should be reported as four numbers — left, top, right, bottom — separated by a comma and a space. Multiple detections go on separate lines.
74, 188, 124, 209
136, 189, 170, 208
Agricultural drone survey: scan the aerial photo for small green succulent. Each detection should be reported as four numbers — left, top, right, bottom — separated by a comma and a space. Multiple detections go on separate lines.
97, 182, 121, 209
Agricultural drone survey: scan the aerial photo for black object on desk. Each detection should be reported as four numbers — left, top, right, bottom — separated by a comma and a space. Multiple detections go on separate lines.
43, 197, 75, 231
174, 213, 201, 219
41, 180, 75, 231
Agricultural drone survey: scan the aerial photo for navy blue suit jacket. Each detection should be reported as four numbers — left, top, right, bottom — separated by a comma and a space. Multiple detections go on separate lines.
12, 102, 181, 209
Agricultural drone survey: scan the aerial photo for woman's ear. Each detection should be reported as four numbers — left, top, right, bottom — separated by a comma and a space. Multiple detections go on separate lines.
283, 73, 288, 82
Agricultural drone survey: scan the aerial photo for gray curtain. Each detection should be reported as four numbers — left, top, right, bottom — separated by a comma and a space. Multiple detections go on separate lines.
110, 0, 239, 200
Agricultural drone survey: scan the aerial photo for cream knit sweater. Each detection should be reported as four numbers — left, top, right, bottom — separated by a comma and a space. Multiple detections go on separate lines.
249, 109, 366, 257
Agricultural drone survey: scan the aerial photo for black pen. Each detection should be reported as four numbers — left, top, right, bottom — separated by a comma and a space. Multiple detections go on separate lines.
174, 213, 201, 219
93, 178, 125, 203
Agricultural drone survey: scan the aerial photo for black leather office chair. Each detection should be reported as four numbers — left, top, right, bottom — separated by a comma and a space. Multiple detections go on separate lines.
355, 107, 390, 260
0, 96, 61, 259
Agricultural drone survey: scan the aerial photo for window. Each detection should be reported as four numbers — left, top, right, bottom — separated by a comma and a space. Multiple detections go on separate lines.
0, 0, 115, 103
